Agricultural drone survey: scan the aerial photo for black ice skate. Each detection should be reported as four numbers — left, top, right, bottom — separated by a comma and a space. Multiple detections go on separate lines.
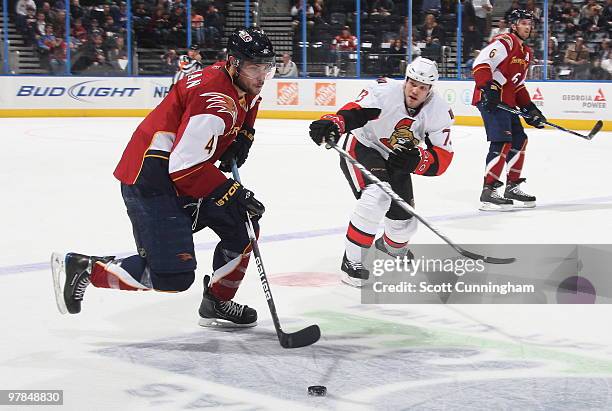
374, 237, 415, 260
479, 180, 513, 211
504, 178, 536, 208
198, 275, 257, 328
341, 254, 370, 288
50, 252, 114, 314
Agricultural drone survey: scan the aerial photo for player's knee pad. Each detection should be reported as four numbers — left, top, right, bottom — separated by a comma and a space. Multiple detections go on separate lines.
151, 270, 195, 292
355, 183, 393, 220
384, 216, 418, 244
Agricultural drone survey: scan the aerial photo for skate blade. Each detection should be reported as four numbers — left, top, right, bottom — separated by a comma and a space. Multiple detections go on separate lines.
50, 252, 68, 315
513, 201, 536, 209
341, 273, 366, 288
479, 202, 514, 212
198, 318, 257, 329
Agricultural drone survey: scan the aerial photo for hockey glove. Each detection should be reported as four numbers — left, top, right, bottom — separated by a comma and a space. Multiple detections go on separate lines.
480, 80, 502, 112
219, 126, 255, 172
210, 179, 265, 221
309, 114, 345, 145
521, 103, 546, 129
386, 138, 423, 174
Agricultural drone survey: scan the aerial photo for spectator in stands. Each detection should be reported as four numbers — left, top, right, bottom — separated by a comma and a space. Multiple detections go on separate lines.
472, 0, 493, 39
462, 0, 481, 62
37, 25, 57, 72
35, 11, 48, 38
50, 36, 67, 74
204, 4, 224, 47
151, 7, 171, 45
70, 0, 84, 21
103, 15, 120, 37
463, 48, 480, 78
191, 9, 205, 46
23, 7, 38, 46
168, 4, 187, 47
589, 57, 611, 79
331, 25, 357, 75
489, 18, 509, 41
15, 0, 37, 35
398, 16, 409, 44
580, 3, 607, 37
161, 48, 178, 73
371, 0, 395, 17
385, 38, 406, 76
525, 0, 542, 24
72, 18, 89, 43
291, 0, 315, 32
580, 0, 598, 20
419, 13, 445, 62
421, 0, 441, 19
603, 0, 612, 24
113, 2, 128, 32
564, 36, 591, 79
564, 7, 581, 37
601, 39, 612, 75
107, 36, 128, 72
277, 53, 299, 77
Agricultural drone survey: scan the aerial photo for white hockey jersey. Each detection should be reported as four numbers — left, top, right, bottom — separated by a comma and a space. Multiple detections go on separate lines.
347, 79, 454, 174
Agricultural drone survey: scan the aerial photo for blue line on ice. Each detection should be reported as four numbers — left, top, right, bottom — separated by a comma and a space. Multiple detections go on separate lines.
2, 195, 612, 276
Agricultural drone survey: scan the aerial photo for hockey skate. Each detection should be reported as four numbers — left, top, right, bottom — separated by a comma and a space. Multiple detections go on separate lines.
341, 254, 370, 288
504, 178, 536, 208
51, 252, 114, 314
374, 237, 415, 260
198, 275, 257, 328
479, 180, 513, 211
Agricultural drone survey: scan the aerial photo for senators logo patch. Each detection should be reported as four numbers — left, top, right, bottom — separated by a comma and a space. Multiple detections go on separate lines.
200, 92, 238, 127
380, 118, 419, 149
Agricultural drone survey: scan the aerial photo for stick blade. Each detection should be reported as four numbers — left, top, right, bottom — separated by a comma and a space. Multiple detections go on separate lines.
279, 324, 321, 349
588, 120, 603, 140
459, 249, 516, 265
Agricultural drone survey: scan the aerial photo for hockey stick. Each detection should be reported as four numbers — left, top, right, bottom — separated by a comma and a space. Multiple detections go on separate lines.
326, 140, 515, 264
231, 162, 321, 349
497, 104, 603, 140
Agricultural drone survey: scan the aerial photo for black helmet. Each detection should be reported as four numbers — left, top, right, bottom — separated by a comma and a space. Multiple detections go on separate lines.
507, 9, 533, 25
227, 26, 275, 65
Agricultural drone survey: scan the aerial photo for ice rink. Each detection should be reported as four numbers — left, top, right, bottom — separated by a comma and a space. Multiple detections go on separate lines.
2, 117, 612, 410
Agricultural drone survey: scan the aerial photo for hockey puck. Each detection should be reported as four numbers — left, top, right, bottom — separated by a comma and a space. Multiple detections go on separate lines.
308, 385, 327, 396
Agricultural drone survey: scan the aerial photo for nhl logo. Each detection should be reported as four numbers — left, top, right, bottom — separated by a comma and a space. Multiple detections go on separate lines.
239, 30, 252, 42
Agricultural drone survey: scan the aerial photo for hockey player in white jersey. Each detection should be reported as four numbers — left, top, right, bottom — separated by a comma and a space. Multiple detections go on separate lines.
309, 57, 454, 287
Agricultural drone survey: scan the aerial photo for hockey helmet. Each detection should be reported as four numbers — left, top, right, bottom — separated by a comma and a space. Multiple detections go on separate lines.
507, 9, 533, 25
405, 57, 439, 86
227, 26, 275, 66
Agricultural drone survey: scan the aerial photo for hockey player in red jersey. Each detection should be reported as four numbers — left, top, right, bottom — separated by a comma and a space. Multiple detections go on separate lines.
51, 27, 276, 327
472, 9, 546, 211
309, 58, 454, 287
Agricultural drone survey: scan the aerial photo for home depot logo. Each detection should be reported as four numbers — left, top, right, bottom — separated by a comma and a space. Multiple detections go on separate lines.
562, 89, 606, 109
277, 82, 299, 105
315, 82, 336, 106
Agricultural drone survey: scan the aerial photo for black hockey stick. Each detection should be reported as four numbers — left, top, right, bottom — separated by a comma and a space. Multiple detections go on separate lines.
327, 140, 515, 264
231, 162, 320, 348
497, 104, 603, 140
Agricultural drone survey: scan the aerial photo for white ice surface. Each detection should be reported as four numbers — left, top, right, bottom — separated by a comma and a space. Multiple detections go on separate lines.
2, 118, 612, 410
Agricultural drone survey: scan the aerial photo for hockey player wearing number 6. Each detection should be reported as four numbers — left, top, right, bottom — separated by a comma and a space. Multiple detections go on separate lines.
50, 27, 276, 327
472, 9, 547, 211
309, 57, 454, 287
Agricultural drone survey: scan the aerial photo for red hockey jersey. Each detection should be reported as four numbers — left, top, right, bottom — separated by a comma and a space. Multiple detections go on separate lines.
114, 63, 260, 198
471, 32, 533, 108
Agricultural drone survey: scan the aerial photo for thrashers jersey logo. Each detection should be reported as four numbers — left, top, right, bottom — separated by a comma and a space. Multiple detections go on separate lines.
200, 92, 238, 127
380, 118, 418, 149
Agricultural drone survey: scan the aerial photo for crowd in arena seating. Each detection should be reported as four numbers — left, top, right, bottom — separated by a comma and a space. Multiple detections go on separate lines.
9, 0, 612, 78
12, 0, 225, 74
288, 0, 610, 79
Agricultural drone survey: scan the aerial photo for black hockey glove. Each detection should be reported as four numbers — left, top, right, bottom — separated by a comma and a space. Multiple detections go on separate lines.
309, 114, 345, 145
210, 179, 265, 221
219, 126, 255, 172
386, 138, 422, 174
480, 80, 502, 112
521, 103, 546, 129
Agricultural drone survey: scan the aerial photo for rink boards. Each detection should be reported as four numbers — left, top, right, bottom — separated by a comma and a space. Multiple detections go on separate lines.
0, 76, 609, 131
